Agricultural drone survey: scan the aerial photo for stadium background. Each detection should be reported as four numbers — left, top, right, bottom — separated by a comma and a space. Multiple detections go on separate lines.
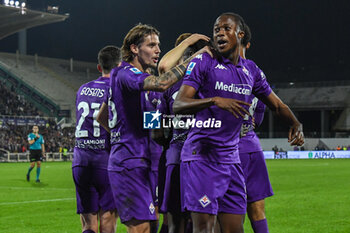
0, 0, 349, 232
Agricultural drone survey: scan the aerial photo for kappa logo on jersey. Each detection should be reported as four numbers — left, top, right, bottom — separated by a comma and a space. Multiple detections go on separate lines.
199, 195, 211, 208
215, 64, 227, 70
260, 71, 266, 79
143, 110, 161, 129
195, 54, 203, 60
130, 67, 142, 74
186, 62, 196, 75
242, 66, 250, 76
149, 202, 155, 214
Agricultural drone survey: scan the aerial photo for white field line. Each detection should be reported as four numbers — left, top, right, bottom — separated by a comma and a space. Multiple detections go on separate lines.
0, 197, 75, 205
0, 186, 73, 191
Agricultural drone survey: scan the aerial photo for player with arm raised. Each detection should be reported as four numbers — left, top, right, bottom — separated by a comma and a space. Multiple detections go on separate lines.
107, 24, 212, 233
173, 13, 304, 233
155, 33, 210, 233
26, 125, 45, 183
73, 46, 121, 233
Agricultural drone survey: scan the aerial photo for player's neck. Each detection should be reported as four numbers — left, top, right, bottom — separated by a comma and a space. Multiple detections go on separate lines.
226, 49, 239, 65
240, 49, 246, 59
130, 58, 145, 73
102, 73, 110, 78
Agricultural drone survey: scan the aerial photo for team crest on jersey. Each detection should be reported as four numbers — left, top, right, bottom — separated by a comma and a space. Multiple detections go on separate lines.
152, 98, 161, 106
149, 202, 155, 214
186, 62, 196, 75
195, 54, 203, 60
130, 67, 142, 74
242, 66, 250, 76
199, 195, 211, 208
215, 64, 227, 70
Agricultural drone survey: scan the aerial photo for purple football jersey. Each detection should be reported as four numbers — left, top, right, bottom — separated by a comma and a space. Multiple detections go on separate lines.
181, 53, 272, 164
108, 61, 151, 171
73, 76, 110, 169
158, 80, 190, 165
142, 91, 163, 171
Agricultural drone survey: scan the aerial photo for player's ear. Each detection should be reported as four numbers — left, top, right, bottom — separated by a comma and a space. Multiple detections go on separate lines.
238, 30, 245, 40
130, 44, 139, 55
97, 64, 103, 73
246, 42, 251, 49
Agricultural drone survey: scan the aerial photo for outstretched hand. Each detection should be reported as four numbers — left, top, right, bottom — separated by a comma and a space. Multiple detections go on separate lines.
183, 33, 210, 46
193, 45, 214, 58
213, 97, 250, 118
288, 124, 304, 146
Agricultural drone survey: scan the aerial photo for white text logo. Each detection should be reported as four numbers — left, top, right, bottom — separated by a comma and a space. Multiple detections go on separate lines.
215, 64, 227, 70
215, 81, 251, 95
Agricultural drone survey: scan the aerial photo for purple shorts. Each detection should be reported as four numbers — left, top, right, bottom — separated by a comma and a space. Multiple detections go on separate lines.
181, 161, 246, 215
150, 170, 158, 205
157, 149, 167, 211
72, 167, 116, 214
239, 151, 274, 203
108, 167, 157, 223
160, 164, 181, 214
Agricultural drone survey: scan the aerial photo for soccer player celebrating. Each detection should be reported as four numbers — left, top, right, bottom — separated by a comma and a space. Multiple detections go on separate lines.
107, 24, 212, 233
27, 125, 45, 182
142, 79, 163, 232
73, 46, 121, 233
156, 33, 210, 233
173, 12, 304, 233
238, 23, 274, 233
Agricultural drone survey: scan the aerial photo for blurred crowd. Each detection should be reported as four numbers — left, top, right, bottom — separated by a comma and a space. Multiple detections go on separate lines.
0, 81, 42, 117
0, 82, 75, 153
0, 124, 75, 153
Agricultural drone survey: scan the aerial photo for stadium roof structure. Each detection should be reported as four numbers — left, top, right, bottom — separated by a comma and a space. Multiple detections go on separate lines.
0, 4, 68, 40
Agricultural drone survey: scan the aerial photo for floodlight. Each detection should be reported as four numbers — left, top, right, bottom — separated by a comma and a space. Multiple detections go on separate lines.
9, 0, 14, 6
4, 0, 10, 6
15, 1, 19, 7
21, 2, 25, 7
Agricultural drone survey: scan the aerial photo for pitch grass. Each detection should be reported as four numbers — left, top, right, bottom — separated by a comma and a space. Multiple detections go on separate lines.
0, 160, 349, 233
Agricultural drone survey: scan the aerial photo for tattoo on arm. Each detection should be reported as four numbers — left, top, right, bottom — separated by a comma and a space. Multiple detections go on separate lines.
143, 63, 187, 91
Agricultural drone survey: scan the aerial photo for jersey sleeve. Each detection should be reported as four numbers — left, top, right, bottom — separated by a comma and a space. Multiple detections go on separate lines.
40, 135, 44, 144
118, 67, 150, 92
182, 53, 210, 91
247, 60, 272, 99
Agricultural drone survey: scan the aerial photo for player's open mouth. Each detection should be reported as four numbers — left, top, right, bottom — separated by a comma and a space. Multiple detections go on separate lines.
217, 39, 227, 49
152, 58, 159, 63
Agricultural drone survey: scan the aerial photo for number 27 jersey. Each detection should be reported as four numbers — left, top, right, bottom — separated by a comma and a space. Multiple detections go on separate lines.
73, 76, 110, 169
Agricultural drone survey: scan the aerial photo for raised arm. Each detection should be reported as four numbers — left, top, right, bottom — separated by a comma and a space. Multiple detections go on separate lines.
173, 84, 250, 118
259, 91, 304, 146
143, 46, 212, 92
158, 34, 210, 74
